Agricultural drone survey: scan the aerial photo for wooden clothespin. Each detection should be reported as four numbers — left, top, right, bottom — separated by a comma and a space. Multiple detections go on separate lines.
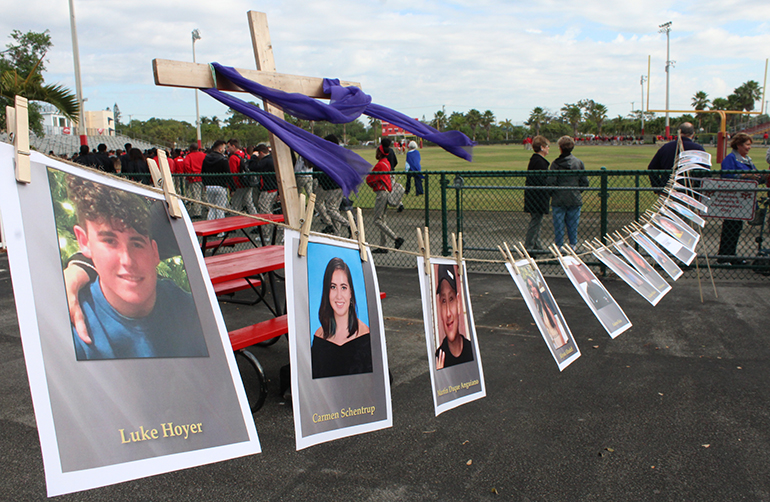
297, 193, 316, 257
419, 227, 441, 350
7, 96, 31, 183
502, 241, 520, 275
584, 240, 599, 253
347, 208, 368, 262
516, 242, 538, 271
156, 150, 182, 218
548, 243, 562, 260
417, 227, 430, 274
146, 157, 162, 187
451, 232, 467, 320
563, 243, 581, 261
498, 245, 518, 275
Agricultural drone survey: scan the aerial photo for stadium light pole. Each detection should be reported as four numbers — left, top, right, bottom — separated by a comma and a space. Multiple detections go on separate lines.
640, 75, 647, 135
68, 0, 88, 146
659, 21, 673, 138
192, 29, 202, 149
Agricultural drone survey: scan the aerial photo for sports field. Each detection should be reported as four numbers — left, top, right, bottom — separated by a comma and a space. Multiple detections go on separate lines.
356, 143, 721, 172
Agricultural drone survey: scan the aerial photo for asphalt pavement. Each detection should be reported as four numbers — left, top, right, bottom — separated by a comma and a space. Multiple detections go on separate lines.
1, 252, 769, 501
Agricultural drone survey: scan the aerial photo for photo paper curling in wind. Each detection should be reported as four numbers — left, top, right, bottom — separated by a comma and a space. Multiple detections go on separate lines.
284, 230, 392, 450
613, 240, 671, 297
675, 163, 711, 179
505, 259, 580, 371
557, 254, 631, 339
643, 223, 696, 266
664, 199, 706, 228
0, 145, 260, 497
650, 213, 699, 252
630, 231, 683, 281
416, 257, 486, 416
591, 247, 665, 306
677, 150, 711, 167
670, 184, 710, 213
659, 205, 702, 242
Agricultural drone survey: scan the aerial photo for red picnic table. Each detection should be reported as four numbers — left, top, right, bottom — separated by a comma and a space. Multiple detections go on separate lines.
204, 244, 285, 315
193, 214, 285, 255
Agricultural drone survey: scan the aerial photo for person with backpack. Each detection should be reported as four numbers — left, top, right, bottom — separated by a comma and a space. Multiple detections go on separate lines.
366, 145, 405, 253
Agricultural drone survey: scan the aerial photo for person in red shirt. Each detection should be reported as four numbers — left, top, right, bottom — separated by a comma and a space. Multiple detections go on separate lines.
227, 139, 255, 214
366, 145, 404, 253
182, 144, 206, 218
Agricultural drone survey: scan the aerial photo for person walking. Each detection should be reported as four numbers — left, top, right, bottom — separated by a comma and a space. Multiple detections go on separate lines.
367, 145, 405, 254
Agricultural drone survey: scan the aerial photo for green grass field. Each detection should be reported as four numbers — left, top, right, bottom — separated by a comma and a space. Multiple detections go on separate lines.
351, 143, 726, 213
356, 143, 720, 172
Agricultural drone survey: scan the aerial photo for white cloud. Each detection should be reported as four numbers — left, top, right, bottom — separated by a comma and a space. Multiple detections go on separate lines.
2, 0, 768, 125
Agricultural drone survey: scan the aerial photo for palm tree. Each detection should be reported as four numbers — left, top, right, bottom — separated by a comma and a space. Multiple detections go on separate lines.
691, 91, 710, 130
525, 107, 548, 136
499, 119, 514, 140
368, 116, 381, 144
560, 103, 582, 136
0, 56, 79, 134
465, 109, 482, 141
432, 109, 446, 131
731, 80, 762, 112
587, 103, 608, 135
481, 110, 495, 141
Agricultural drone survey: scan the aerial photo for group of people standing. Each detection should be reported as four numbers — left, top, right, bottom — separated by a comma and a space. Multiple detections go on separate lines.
523, 135, 589, 252
524, 122, 770, 265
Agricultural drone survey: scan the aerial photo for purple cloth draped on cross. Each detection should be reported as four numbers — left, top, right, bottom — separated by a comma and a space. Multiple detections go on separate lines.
203, 63, 474, 195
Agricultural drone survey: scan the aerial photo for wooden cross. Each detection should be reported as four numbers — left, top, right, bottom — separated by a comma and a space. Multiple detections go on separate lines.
152, 11, 362, 227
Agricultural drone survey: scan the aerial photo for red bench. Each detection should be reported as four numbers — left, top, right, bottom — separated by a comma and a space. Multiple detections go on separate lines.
229, 315, 288, 351
213, 277, 262, 296
202, 236, 250, 250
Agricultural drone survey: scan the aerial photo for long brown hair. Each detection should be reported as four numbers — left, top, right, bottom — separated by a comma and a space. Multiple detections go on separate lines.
318, 258, 359, 339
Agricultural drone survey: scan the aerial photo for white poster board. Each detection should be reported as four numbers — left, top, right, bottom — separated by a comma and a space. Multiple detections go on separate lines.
505, 259, 581, 371
557, 254, 631, 339
284, 230, 392, 450
416, 257, 486, 415
0, 145, 260, 496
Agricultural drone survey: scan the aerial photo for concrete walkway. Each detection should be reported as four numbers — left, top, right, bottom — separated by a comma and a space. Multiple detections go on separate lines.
1, 252, 769, 501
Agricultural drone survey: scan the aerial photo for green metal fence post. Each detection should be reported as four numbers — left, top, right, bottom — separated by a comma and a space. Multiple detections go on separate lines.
455, 179, 463, 238
441, 173, 449, 256
600, 167, 608, 244
634, 173, 640, 221
424, 172, 430, 229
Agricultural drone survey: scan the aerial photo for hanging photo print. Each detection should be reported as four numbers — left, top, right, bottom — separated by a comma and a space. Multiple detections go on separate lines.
613, 240, 671, 297
664, 199, 706, 228
557, 253, 631, 339
505, 259, 580, 371
643, 223, 696, 265
0, 146, 260, 497
284, 230, 392, 450
630, 231, 683, 281
670, 184, 710, 212
591, 246, 665, 306
416, 257, 486, 415
650, 213, 699, 251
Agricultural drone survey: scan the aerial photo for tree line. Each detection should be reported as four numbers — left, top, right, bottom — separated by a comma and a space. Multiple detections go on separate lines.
2, 29, 767, 148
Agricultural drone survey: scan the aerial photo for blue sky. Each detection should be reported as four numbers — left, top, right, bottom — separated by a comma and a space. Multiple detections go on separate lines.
3, 0, 769, 127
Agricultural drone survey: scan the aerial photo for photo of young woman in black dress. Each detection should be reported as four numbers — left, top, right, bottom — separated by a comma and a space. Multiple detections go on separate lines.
311, 257, 372, 379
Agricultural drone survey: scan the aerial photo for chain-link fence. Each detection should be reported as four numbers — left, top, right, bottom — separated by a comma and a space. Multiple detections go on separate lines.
162, 169, 770, 281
